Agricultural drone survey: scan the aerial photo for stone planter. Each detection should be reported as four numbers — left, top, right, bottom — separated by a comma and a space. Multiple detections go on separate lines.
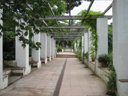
4, 60, 17, 67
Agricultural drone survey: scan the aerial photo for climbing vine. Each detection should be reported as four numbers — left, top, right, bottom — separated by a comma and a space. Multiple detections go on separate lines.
108, 24, 113, 53
78, 9, 102, 57
106, 52, 116, 96
0, 0, 68, 60
0, 0, 67, 49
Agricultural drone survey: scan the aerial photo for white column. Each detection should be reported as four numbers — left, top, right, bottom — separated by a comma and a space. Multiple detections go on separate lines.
77, 40, 79, 47
51, 38, 54, 59
0, 9, 3, 89
54, 39, 56, 58
88, 29, 92, 61
74, 43, 76, 52
47, 36, 51, 61
40, 33, 47, 63
84, 32, 88, 54
16, 20, 31, 75
113, 1, 128, 96
32, 31, 41, 68
96, 18, 108, 67
77, 39, 79, 52
82, 36, 84, 57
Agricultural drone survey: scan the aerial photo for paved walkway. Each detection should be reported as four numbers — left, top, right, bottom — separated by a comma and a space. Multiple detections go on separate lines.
0, 52, 107, 96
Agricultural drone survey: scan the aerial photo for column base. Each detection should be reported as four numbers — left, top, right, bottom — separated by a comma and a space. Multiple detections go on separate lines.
24, 65, 31, 76
51, 56, 54, 59
37, 61, 41, 68
47, 57, 51, 61
41, 58, 47, 64
0, 74, 8, 90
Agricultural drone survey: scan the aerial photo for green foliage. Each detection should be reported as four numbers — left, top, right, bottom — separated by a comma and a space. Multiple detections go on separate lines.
78, 52, 82, 60
97, 54, 110, 65
106, 71, 116, 96
78, 37, 82, 50
106, 52, 117, 96
91, 53, 95, 59
3, 31, 15, 60
84, 52, 88, 59
78, 10, 102, 57
57, 46, 62, 52
108, 52, 114, 71
108, 24, 113, 53
78, 9, 102, 28
0, 0, 67, 49
75, 37, 82, 60
65, 0, 82, 13
72, 40, 76, 50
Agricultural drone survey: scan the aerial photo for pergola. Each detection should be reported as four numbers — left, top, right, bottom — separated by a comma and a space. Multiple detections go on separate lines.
33, 0, 113, 40
1, 1, 128, 96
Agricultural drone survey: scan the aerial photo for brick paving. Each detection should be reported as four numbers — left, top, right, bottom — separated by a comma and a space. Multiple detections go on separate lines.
0, 52, 108, 96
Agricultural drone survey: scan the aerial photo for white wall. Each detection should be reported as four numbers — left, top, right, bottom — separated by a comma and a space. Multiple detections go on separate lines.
113, 0, 128, 96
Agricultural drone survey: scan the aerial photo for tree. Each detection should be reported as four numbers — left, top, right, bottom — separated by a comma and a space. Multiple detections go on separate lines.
0, 0, 67, 49
108, 24, 113, 53
65, 0, 82, 13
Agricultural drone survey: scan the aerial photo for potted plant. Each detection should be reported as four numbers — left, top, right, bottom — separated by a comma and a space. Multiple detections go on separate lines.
97, 54, 110, 67
91, 53, 95, 62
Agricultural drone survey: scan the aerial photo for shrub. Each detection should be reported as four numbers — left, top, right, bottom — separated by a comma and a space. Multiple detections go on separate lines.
97, 54, 110, 65
78, 52, 82, 60
106, 52, 117, 96
57, 46, 62, 52
84, 52, 88, 59
3, 31, 15, 60
91, 53, 95, 59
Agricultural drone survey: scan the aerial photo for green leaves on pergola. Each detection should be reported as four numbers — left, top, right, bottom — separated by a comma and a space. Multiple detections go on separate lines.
0, 0, 67, 49
0, 0, 112, 49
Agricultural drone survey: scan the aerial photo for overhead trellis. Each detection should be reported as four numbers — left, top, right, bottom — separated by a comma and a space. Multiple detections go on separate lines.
0, 0, 113, 48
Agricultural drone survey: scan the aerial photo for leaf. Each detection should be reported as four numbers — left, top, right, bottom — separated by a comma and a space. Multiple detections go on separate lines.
24, 31, 28, 36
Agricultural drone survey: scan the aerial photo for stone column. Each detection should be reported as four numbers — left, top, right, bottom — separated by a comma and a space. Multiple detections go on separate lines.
16, 19, 31, 75
0, 9, 3, 89
40, 33, 47, 63
96, 18, 108, 67
82, 36, 84, 57
113, 1, 128, 96
84, 32, 88, 54
77, 39, 79, 52
47, 36, 51, 61
74, 43, 76, 52
32, 30, 41, 68
88, 29, 92, 61
54, 39, 56, 58
51, 38, 54, 59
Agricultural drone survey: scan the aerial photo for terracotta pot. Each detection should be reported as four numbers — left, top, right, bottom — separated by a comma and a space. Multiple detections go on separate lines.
92, 58, 95, 62
101, 63, 107, 67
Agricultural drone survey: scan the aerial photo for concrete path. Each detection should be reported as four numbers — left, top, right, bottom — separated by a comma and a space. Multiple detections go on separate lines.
0, 52, 107, 96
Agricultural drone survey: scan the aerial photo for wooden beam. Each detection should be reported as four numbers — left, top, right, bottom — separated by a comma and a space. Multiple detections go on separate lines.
41, 26, 85, 29
39, 15, 112, 20
84, 0, 94, 17
102, 3, 112, 15
41, 31, 86, 33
